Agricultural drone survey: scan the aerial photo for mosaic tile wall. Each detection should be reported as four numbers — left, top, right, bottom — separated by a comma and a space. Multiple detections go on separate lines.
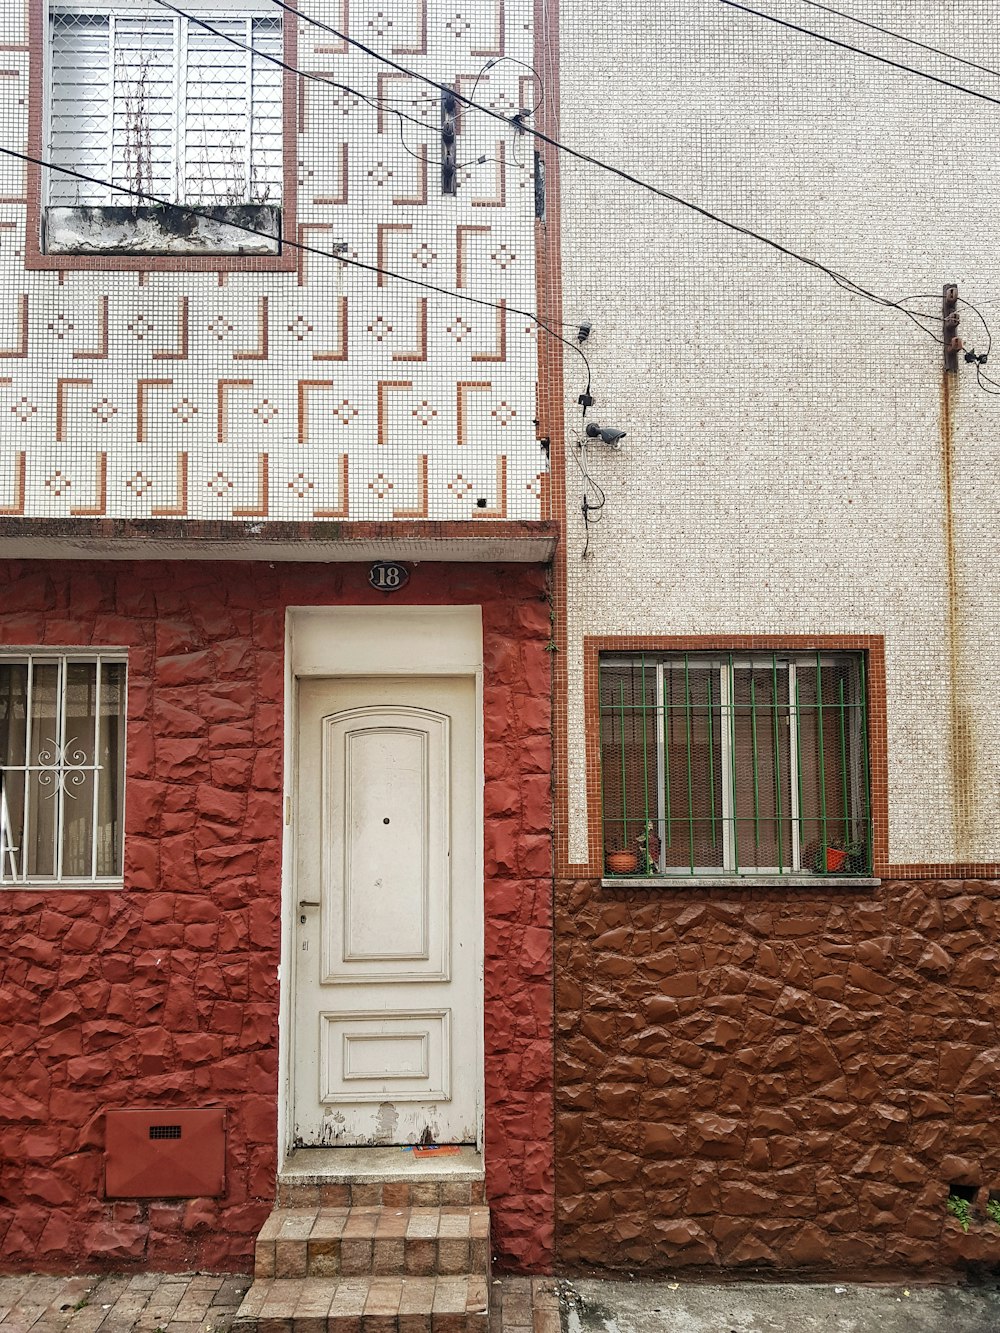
0, 0, 544, 521
557, 0, 1000, 866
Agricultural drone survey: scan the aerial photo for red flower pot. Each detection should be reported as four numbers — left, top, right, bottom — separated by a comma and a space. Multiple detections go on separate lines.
606, 849, 640, 874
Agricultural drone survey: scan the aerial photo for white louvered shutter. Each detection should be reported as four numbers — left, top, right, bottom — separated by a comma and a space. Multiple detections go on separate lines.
111, 14, 176, 201
48, 7, 283, 209
248, 17, 283, 204
182, 15, 283, 205
49, 13, 112, 205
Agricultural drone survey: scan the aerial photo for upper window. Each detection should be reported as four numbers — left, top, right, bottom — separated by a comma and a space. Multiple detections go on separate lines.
43, 2, 283, 255
0, 653, 126, 886
600, 651, 872, 879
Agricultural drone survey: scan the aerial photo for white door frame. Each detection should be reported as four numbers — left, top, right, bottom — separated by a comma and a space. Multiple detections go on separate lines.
278, 606, 486, 1165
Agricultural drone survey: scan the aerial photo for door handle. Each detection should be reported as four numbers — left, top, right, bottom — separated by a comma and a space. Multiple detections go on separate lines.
298, 899, 320, 908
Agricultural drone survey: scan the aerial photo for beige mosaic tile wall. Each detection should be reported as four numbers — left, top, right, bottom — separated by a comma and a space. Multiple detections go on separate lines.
558, 0, 1000, 865
0, 0, 543, 521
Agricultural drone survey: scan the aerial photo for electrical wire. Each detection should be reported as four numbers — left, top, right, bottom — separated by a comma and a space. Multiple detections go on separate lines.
796, 0, 1000, 84
149, 0, 998, 390
151, 0, 431, 137
26, 1, 1000, 404
468, 55, 544, 116
569, 433, 606, 560
0, 145, 593, 390
270, 0, 973, 346
718, 0, 1000, 110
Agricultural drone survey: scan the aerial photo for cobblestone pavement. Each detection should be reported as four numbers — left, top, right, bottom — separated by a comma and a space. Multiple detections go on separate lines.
0, 1274, 558, 1333
0, 1274, 250, 1333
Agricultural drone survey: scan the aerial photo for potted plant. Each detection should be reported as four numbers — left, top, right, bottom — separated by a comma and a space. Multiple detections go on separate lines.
635, 822, 661, 873
811, 838, 868, 874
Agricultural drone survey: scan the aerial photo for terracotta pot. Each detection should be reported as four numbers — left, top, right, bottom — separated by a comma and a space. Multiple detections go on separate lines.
606, 849, 640, 874
825, 847, 848, 872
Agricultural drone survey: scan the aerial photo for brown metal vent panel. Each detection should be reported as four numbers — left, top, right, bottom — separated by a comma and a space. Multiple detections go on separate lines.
104, 1109, 226, 1198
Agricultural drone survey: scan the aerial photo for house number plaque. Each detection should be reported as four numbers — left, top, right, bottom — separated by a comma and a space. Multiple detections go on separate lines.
368, 561, 410, 593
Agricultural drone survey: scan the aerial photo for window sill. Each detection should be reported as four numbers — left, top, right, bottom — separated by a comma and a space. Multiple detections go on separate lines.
2, 879, 125, 891
43, 204, 281, 256
601, 875, 881, 890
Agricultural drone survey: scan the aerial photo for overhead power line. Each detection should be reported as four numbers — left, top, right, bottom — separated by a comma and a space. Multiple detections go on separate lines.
152, 0, 431, 137
718, 0, 1000, 110
250, 0, 962, 340
0, 145, 593, 391
17, 2, 996, 390
796, 0, 1000, 83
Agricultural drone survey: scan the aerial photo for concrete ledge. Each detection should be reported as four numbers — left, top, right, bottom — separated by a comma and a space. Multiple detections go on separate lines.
601, 876, 881, 890
279, 1145, 484, 1184
0, 518, 559, 564
44, 203, 282, 256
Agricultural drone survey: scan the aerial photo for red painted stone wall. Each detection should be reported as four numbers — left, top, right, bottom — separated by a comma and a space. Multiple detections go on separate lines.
555, 877, 1000, 1278
0, 559, 554, 1274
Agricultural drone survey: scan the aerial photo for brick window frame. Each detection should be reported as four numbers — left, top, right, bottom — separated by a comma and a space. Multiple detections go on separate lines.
24, 0, 297, 271
582, 634, 889, 881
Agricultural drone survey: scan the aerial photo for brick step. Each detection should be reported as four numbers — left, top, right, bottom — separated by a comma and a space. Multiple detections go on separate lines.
232, 1274, 489, 1333
255, 1206, 491, 1279
277, 1177, 486, 1209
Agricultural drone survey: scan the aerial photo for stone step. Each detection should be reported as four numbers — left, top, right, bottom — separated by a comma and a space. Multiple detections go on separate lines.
277, 1177, 486, 1209
232, 1274, 490, 1333
255, 1206, 491, 1280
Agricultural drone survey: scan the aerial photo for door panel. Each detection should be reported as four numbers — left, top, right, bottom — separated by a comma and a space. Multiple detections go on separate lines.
326, 708, 448, 981
293, 676, 478, 1147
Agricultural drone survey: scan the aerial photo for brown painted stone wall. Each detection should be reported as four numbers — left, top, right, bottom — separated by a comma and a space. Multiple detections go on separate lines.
555, 877, 1000, 1277
0, 559, 554, 1274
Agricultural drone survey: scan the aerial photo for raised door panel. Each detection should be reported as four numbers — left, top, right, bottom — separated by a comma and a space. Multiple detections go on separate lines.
319, 1008, 451, 1104
322, 707, 450, 984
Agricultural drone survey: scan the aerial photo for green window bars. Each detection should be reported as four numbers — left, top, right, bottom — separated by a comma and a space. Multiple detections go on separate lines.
599, 651, 872, 878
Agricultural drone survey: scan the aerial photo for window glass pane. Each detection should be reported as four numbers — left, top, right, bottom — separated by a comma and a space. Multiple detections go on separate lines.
795, 657, 865, 871
27, 662, 60, 878
97, 662, 126, 876
729, 661, 792, 872
600, 659, 657, 862
0, 663, 28, 881
61, 662, 98, 877
662, 662, 723, 871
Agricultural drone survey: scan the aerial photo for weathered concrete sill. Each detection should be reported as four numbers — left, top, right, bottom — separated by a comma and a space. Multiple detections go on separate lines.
44, 203, 281, 255
601, 875, 881, 889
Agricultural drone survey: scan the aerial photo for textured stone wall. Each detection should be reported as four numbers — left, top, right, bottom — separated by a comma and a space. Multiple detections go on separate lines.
0, 558, 553, 1274
555, 877, 1000, 1277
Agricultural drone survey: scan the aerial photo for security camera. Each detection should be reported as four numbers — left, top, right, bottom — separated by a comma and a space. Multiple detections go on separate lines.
585, 422, 627, 447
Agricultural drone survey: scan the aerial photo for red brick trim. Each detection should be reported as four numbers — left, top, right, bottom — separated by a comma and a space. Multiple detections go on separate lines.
534, 0, 571, 883
24, 0, 298, 272
577, 634, 891, 880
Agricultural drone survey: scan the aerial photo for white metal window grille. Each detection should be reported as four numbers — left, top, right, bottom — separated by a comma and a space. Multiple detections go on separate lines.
0, 654, 127, 885
600, 652, 872, 878
47, 5, 283, 207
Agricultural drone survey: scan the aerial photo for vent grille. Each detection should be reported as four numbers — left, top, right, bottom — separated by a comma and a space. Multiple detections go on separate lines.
149, 1124, 182, 1140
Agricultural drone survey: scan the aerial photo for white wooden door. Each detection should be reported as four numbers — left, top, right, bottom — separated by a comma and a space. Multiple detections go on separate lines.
292, 675, 479, 1147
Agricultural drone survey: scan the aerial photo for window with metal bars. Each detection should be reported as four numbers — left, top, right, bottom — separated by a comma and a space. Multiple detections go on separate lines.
45, 3, 283, 211
600, 651, 872, 878
0, 653, 126, 886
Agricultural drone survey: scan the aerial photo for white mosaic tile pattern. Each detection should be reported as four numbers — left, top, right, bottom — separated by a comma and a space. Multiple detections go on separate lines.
558, 0, 1000, 866
0, 0, 544, 521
